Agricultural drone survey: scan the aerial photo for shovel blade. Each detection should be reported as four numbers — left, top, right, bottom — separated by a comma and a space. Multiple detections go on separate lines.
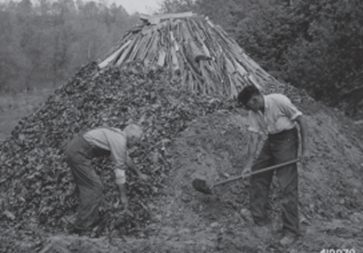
192, 178, 213, 195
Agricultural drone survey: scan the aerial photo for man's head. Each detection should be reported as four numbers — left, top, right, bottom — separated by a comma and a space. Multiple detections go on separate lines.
237, 85, 264, 112
124, 124, 143, 148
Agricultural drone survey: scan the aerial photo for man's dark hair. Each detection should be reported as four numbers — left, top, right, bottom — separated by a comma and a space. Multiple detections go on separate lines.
237, 85, 261, 106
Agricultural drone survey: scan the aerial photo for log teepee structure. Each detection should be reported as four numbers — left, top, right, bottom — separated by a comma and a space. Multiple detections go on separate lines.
98, 12, 284, 98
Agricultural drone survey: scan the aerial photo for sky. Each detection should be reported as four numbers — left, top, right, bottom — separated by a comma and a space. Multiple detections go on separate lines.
111, 0, 163, 15
0, 0, 162, 15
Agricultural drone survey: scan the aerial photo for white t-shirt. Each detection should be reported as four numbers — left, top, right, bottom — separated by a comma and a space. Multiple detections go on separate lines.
248, 94, 302, 135
83, 127, 127, 184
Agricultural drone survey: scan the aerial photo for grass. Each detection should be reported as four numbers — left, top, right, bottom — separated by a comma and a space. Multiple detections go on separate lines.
0, 89, 53, 141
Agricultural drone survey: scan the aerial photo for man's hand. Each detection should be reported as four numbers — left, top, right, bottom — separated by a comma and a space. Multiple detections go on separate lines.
120, 195, 134, 216
242, 167, 252, 177
295, 115, 309, 166
300, 149, 309, 165
121, 194, 128, 211
118, 183, 129, 212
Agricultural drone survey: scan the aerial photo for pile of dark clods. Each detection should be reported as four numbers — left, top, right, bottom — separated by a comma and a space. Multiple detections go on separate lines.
0, 62, 232, 241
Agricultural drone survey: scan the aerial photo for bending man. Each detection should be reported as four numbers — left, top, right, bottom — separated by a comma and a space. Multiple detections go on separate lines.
65, 124, 147, 234
237, 86, 308, 246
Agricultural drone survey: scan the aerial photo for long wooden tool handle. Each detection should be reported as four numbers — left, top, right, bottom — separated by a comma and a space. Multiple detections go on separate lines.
212, 158, 300, 188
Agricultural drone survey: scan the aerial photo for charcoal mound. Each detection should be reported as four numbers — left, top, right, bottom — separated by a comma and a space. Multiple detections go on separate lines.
0, 62, 230, 236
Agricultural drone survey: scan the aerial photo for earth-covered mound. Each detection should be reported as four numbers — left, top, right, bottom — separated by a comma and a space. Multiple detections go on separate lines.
165, 99, 363, 252
1, 61, 363, 253
0, 62, 230, 237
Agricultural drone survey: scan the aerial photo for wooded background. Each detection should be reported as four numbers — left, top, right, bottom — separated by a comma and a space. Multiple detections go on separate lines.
0, 0, 138, 92
1, 0, 362, 117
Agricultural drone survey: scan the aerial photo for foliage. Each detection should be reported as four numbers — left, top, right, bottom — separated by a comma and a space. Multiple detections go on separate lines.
284, 0, 363, 102
234, 0, 363, 107
0, 0, 138, 92
0, 62, 229, 237
158, 0, 242, 29
158, 0, 195, 13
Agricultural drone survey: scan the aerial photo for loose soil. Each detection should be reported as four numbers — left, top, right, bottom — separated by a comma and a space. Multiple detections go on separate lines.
1, 65, 363, 253
4, 99, 363, 253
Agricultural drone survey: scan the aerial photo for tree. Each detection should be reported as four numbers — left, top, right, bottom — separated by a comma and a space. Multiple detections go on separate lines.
0, 7, 30, 90
158, 0, 195, 13
0, 0, 138, 91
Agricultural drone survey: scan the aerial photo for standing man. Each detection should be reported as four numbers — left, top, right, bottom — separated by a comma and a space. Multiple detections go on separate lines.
65, 124, 148, 234
237, 85, 308, 246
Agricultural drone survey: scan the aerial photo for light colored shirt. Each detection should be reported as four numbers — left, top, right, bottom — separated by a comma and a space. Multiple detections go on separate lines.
83, 127, 127, 171
248, 94, 302, 135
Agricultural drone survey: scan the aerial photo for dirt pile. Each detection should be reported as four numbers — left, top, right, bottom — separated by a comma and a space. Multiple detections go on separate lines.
164, 100, 363, 252
0, 62, 230, 241
1, 62, 363, 252
36, 104, 363, 253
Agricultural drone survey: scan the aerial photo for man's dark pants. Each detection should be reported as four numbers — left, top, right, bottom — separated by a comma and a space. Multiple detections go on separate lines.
250, 128, 299, 236
65, 135, 109, 231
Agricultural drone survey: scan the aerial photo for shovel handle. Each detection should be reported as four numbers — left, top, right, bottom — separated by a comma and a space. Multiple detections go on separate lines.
212, 158, 300, 188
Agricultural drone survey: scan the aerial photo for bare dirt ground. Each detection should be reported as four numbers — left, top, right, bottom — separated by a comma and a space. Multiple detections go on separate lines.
19, 100, 363, 253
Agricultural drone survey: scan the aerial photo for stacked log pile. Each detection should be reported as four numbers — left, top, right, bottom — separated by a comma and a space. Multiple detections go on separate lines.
99, 12, 286, 98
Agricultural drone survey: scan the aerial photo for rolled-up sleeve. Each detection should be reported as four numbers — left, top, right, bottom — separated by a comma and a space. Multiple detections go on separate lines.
107, 135, 127, 170
84, 128, 128, 184
277, 96, 302, 121
114, 168, 126, 184
248, 111, 262, 134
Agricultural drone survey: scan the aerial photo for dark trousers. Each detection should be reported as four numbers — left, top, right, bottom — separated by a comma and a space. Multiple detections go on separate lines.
250, 128, 299, 235
65, 135, 109, 230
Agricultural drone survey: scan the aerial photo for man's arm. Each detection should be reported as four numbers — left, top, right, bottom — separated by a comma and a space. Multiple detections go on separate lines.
242, 132, 260, 176
126, 155, 148, 180
125, 155, 139, 175
106, 131, 147, 181
295, 115, 309, 161
118, 183, 128, 206
114, 168, 128, 209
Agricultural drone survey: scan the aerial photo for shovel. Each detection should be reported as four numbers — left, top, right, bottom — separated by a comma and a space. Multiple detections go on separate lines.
192, 158, 300, 195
